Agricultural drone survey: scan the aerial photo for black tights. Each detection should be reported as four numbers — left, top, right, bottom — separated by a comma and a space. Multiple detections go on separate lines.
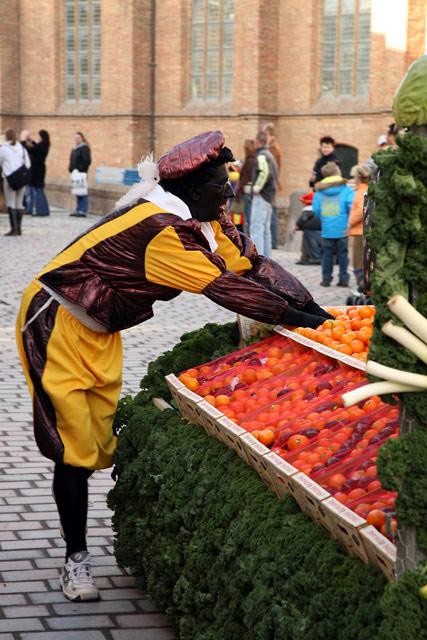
53, 464, 93, 560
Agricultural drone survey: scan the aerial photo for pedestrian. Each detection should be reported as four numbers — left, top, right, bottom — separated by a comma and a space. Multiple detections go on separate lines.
69, 131, 91, 217
295, 192, 322, 265
226, 163, 244, 231
0, 128, 31, 236
245, 130, 278, 257
347, 164, 372, 289
309, 135, 341, 188
263, 122, 282, 248
236, 139, 256, 234
312, 161, 355, 287
16, 130, 332, 602
24, 129, 51, 216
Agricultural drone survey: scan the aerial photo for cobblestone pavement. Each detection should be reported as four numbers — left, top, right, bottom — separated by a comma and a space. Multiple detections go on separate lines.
0, 208, 355, 638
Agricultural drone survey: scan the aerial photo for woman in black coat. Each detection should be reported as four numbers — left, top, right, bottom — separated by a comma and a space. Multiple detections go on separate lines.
69, 131, 91, 217
26, 129, 50, 216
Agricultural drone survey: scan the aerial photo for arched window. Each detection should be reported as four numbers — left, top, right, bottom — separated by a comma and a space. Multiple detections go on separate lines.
64, 0, 101, 102
321, 0, 371, 97
191, 0, 234, 100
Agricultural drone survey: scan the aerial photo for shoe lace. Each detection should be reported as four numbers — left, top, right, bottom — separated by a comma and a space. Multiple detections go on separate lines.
71, 558, 95, 586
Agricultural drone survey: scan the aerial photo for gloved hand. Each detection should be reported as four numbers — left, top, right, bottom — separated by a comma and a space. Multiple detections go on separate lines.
243, 184, 252, 194
279, 304, 327, 329
302, 300, 334, 320
252, 185, 261, 195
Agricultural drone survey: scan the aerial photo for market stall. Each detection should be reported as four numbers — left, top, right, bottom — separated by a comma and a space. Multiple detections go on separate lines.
168, 306, 398, 580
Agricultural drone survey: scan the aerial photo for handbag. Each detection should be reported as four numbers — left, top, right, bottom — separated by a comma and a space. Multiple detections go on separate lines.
71, 169, 88, 196
7, 164, 31, 191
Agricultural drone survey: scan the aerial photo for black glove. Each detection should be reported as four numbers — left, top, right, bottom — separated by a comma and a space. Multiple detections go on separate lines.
302, 299, 334, 320
279, 304, 327, 329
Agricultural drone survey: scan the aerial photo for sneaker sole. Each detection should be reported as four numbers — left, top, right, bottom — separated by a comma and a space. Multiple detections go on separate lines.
60, 575, 100, 602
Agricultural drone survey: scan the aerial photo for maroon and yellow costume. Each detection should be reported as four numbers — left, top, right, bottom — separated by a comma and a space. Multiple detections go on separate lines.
17, 189, 312, 471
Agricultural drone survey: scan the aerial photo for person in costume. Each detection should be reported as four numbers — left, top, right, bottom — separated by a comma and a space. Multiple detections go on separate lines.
16, 131, 331, 602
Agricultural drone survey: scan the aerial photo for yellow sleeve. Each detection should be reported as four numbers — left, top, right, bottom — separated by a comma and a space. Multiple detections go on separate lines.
145, 225, 223, 293
211, 221, 252, 275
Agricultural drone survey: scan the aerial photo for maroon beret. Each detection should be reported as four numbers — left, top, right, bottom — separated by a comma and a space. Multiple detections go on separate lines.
158, 130, 225, 180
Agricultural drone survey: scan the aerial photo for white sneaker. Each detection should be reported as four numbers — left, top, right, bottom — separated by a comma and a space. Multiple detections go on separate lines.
60, 551, 99, 601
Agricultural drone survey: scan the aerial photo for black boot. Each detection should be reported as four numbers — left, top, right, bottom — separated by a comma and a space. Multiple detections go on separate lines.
4, 207, 19, 236
16, 209, 23, 235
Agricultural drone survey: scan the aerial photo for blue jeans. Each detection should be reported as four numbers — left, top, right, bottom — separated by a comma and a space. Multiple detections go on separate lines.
76, 195, 89, 214
322, 237, 349, 284
303, 229, 322, 261
27, 187, 50, 215
270, 205, 278, 248
243, 194, 252, 235
249, 195, 272, 257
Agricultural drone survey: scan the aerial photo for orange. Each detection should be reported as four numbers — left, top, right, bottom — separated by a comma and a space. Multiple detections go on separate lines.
350, 339, 365, 354
334, 492, 349, 504
367, 509, 386, 528
257, 429, 275, 446
328, 473, 346, 490
336, 343, 352, 355
185, 368, 199, 378
331, 325, 346, 340
341, 331, 357, 345
241, 368, 258, 384
358, 306, 375, 319
266, 347, 282, 358
186, 378, 200, 391
287, 434, 310, 451
215, 394, 230, 406
347, 488, 366, 500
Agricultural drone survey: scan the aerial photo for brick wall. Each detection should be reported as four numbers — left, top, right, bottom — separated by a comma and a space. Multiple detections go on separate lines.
1, 0, 426, 204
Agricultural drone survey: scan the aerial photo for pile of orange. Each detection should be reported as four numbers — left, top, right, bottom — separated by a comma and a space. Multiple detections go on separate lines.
294, 306, 375, 361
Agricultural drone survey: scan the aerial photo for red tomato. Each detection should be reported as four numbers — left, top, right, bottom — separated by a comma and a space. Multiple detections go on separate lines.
287, 435, 310, 451
367, 509, 386, 528
328, 473, 346, 490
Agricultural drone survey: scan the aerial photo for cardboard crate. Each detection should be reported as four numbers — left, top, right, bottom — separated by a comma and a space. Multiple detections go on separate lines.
239, 432, 271, 471
360, 525, 396, 581
173, 387, 206, 427
289, 473, 331, 523
260, 452, 299, 497
215, 417, 247, 459
332, 506, 370, 563
317, 497, 347, 537
165, 373, 185, 407
196, 401, 225, 436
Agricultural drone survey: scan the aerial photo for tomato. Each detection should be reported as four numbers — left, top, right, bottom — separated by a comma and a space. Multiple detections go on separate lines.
367, 509, 386, 528
287, 435, 310, 451
328, 473, 346, 490
334, 492, 349, 504
354, 503, 371, 516
347, 488, 366, 500
257, 429, 275, 447
367, 480, 382, 492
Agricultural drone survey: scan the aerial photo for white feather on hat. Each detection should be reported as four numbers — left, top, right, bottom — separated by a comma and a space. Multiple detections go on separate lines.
115, 152, 159, 210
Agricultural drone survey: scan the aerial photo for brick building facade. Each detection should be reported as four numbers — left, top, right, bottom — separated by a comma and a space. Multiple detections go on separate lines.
0, 0, 426, 200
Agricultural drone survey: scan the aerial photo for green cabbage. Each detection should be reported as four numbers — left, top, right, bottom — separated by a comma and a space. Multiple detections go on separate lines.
393, 55, 427, 126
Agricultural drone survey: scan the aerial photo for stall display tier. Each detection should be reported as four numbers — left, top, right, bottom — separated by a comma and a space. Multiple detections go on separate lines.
168, 308, 399, 580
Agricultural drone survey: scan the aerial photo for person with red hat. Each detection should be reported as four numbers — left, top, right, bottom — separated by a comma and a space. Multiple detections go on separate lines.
295, 191, 322, 265
16, 130, 331, 602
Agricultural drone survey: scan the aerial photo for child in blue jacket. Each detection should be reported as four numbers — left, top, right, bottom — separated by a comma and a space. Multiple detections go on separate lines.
312, 162, 355, 287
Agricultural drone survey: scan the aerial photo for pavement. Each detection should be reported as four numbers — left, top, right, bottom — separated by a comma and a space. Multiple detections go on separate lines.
0, 207, 356, 638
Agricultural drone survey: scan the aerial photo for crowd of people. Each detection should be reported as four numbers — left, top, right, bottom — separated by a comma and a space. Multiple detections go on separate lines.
0, 128, 91, 235
224, 122, 397, 292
